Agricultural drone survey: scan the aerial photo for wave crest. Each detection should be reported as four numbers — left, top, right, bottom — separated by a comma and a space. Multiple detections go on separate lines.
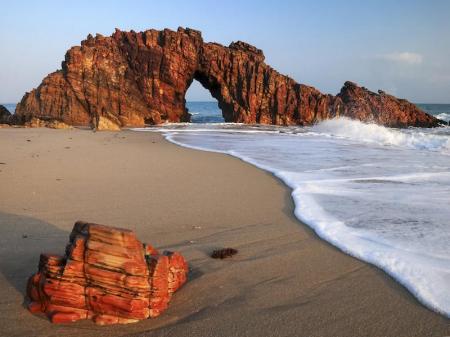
311, 118, 450, 152
436, 112, 450, 122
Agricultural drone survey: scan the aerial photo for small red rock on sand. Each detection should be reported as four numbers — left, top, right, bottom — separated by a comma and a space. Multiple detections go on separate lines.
26, 221, 188, 325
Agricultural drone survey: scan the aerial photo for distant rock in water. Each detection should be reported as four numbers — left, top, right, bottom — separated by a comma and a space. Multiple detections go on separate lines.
26, 221, 188, 325
0, 105, 11, 124
15, 27, 442, 128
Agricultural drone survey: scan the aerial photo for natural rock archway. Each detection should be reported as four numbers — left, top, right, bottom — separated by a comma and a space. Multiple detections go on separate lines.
15, 27, 442, 128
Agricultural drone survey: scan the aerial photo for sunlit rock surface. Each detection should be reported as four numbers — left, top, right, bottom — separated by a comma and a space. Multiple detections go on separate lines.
15, 28, 441, 128
26, 221, 188, 325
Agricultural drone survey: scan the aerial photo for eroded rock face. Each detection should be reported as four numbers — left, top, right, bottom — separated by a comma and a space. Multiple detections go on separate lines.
15, 27, 441, 128
26, 221, 188, 325
334, 82, 441, 127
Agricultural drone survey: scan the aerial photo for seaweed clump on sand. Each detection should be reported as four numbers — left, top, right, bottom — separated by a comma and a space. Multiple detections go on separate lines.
211, 248, 238, 259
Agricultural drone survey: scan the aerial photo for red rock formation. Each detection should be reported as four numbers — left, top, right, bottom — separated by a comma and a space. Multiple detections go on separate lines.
26, 221, 188, 325
14, 27, 442, 128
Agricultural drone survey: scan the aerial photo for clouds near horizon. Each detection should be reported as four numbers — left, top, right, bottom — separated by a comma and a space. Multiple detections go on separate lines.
377, 52, 423, 65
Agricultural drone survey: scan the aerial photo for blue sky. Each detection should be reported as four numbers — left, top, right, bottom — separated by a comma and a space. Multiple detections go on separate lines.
1, 0, 449, 103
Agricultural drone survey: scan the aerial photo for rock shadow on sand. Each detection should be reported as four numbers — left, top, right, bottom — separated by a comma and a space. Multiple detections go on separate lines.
0, 212, 68, 297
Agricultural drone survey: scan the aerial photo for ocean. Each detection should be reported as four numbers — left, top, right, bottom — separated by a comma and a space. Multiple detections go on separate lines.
418, 103, 450, 123
136, 101, 450, 318
2, 103, 17, 113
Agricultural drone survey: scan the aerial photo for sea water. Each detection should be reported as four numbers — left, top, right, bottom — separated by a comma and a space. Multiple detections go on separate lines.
419, 103, 450, 123
1, 103, 17, 113
135, 102, 450, 317
187, 101, 224, 123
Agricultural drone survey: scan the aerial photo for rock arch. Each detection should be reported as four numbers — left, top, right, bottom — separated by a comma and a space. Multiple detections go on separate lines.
15, 27, 441, 128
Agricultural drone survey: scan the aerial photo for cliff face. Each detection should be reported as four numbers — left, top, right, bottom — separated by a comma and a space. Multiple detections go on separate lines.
15, 27, 441, 128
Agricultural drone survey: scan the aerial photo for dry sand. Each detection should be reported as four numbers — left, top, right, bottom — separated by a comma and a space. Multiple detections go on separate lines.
0, 128, 448, 337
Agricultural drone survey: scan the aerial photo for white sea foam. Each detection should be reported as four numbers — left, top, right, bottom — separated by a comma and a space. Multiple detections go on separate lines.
134, 118, 450, 317
309, 118, 450, 152
436, 112, 450, 122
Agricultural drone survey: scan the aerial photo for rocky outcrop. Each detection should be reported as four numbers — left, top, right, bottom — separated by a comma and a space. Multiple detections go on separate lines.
334, 82, 443, 127
94, 116, 121, 131
15, 27, 442, 128
0, 105, 11, 124
26, 221, 188, 325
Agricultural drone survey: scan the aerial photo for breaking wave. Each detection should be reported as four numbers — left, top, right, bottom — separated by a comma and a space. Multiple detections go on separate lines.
310, 118, 450, 152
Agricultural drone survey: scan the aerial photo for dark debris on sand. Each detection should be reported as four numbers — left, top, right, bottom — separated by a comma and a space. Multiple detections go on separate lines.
211, 248, 238, 259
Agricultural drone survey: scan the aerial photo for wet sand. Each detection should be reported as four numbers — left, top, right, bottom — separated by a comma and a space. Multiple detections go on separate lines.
0, 128, 447, 337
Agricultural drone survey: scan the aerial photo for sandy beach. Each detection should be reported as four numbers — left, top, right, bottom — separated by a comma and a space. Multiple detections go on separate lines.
0, 128, 448, 337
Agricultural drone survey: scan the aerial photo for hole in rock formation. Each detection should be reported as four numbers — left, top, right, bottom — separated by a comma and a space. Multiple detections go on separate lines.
26, 221, 188, 325
185, 79, 224, 123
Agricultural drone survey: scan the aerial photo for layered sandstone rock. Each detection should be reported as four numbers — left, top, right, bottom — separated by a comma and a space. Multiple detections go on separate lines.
94, 116, 121, 131
24, 117, 73, 129
15, 27, 442, 128
26, 221, 188, 325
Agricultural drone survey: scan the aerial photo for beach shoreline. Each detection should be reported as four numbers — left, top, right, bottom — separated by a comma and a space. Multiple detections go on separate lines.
0, 128, 447, 337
